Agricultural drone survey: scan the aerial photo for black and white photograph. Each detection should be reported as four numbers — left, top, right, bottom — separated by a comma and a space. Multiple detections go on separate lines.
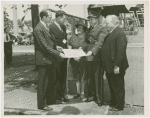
1, 1, 149, 116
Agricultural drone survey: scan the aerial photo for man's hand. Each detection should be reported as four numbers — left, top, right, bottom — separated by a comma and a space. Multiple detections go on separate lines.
56, 46, 63, 53
59, 53, 66, 58
114, 66, 120, 74
74, 57, 81, 62
86, 51, 92, 56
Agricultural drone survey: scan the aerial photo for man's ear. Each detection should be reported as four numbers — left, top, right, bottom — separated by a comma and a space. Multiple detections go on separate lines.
43, 16, 46, 20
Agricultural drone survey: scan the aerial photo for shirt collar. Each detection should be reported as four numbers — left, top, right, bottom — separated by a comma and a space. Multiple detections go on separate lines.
93, 23, 98, 28
54, 21, 62, 31
40, 21, 49, 30
109, 26, 117, 33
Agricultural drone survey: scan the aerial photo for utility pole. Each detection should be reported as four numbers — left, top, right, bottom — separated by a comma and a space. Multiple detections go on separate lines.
31, 5, 39, 30
12, 4, 18, 37
31, 4, 39, 70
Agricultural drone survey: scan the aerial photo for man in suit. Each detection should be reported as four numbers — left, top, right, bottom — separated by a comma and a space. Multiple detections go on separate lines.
49, 10, 69, 104
34, 9, 66, 110
101, 15, 129, 111
4, 27, 13, 64
85, 11, 108, 106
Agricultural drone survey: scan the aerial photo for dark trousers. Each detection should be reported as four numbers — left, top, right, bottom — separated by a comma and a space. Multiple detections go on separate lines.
4, 42, 12, 64
37, 64, 55, 108
54, 59, 67, 100
85, 61, 104, 102
106, 71, 125, 110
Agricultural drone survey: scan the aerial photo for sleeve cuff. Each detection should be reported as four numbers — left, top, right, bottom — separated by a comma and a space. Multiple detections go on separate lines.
91, 48, 97, 55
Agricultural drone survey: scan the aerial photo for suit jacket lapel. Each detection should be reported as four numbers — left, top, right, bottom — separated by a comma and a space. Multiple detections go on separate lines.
52, 21, 64, 35
90, 24, 99, 33
103, 27, 119, 45
39, 22, 51, 38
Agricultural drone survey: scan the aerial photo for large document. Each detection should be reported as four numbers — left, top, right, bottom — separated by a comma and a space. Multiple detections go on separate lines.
62, 49, 87, 58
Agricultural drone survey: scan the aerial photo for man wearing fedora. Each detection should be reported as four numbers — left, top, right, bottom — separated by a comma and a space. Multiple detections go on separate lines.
85, 10, 108, 106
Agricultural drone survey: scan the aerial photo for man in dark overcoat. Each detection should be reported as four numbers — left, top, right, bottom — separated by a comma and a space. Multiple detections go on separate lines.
101, 15, 129, 111
34, 9, 65, 110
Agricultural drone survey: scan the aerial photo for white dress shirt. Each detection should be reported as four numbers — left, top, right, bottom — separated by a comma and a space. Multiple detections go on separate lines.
54, 21, 66, 44
4, 33, 10, 42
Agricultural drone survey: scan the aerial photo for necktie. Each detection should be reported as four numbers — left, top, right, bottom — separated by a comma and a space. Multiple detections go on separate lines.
46, 24, 49, 31
60, 25, 63, 33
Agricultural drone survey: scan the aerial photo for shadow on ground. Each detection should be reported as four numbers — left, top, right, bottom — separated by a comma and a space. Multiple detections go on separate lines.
46, 106, 80, 115
4, 106, 81, 115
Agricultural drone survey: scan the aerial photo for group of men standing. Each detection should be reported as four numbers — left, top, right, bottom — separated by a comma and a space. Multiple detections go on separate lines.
34, 8, 129, 112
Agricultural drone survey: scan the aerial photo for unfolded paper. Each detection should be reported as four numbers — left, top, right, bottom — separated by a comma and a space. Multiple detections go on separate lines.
62, 49, 86, 58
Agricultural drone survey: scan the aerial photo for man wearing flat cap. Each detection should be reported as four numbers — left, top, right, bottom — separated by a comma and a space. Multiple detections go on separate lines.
85, 10, 108, 106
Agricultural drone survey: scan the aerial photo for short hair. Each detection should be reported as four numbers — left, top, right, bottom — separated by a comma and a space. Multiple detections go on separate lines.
40, 9, 49, 19
106, 15, 120, 26
55, 10, 65, 18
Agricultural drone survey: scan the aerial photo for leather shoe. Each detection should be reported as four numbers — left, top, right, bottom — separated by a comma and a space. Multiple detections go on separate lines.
97, 102, 104, 107
62, 97, 69, 102
86, 96, 95, 102
73, 93, 80, 99
38, 106, 53, 111
108, 107, 122, 111
55, 100, 62, 104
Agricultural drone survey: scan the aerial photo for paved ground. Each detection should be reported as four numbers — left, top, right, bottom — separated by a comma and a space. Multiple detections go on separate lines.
4, 53, 110, 115
4, 87, 109, 115
3, 53, 144, 115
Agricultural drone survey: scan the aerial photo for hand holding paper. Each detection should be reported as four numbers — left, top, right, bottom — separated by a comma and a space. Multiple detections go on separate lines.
86, 51, 92, 56
59, 53, 66, 58
74, 57, 81, 62
56, 46, 63, 53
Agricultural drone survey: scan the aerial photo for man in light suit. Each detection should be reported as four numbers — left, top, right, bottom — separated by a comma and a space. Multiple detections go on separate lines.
49, 10, 69, 104
101, 15, 129, 111
34, 9, 66, 110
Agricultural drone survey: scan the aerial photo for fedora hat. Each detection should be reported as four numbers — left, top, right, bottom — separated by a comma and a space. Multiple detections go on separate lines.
87, 10, 100, 18
75, 21, 87, 29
